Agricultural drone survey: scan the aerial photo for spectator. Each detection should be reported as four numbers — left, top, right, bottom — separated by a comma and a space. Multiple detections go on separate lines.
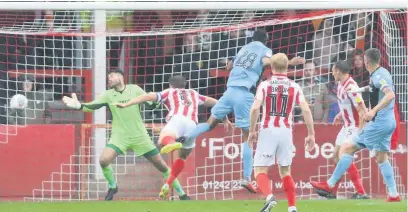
347, 49, 370, 107
297, 61, 330, 123
7, 74, 53, 125
310, 18, 353, 70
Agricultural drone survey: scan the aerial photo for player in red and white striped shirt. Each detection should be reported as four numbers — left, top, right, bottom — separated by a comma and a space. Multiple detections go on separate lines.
248, 53, 315, 212
311, 60, 369, 200
116, 75, 220, 199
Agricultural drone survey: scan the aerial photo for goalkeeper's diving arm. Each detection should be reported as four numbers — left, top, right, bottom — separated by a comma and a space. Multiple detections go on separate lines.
62, 93, 109, 112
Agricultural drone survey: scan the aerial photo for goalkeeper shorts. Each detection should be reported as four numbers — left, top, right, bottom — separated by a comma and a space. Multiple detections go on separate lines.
107, 132, 158, 157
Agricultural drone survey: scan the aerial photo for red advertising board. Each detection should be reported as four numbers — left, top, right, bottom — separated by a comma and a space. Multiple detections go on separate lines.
178, 123, 407, 200
0, 125, 77, 199
0, 124, 405, 201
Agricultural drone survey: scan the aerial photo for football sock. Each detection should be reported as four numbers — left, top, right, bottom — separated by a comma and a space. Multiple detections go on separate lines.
347, 163, 366, 194
379, 160, 398, 197
163, 169, 185, 196
256, 173, 272, 197
327, 154, 353, 188
282, 175, 296, 207
102, 165, 117, 189
166, 159, 185, 186
242, 141, 253, 180
185, 123, 210, 140
162, 136, 175, 146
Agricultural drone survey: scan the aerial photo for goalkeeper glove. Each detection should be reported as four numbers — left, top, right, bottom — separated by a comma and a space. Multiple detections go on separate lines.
62, 93, 81, 110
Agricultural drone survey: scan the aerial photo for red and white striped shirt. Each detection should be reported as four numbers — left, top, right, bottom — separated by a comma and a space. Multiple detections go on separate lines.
157, 88, 206, 123
255, 74, 304, 129
337, 76, 362, 127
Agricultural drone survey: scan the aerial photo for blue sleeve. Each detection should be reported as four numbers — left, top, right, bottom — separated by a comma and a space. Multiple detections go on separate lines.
372, 71, 393, 91
264, 48, 273, 58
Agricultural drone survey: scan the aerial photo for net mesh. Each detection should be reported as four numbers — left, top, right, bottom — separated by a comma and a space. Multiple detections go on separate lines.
0, 9, 405, 201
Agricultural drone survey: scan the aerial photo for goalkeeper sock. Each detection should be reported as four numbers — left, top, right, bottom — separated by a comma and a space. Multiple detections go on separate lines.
379, 160, 398, 197
282, 175, 296, 207
102, 165, 117, 189
166, 159, 185, 186
256, 173, 272, 197
163, 169, 185, 196
347, 163, 366, 195
186, 123, 210, 140
242, 141, 253, 181
327, 154, 353, 188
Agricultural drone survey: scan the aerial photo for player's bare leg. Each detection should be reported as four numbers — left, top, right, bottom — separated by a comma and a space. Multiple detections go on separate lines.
159, 131, 182, 154
99, 147, 119, 201
375, 151, 400, 202
279, 165, 297, 212
240, 129, 257, 193
144, 152, 189, 200
255, 167, 277, 212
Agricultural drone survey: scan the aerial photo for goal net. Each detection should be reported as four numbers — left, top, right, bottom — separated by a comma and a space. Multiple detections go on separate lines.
0, 8, 405, 201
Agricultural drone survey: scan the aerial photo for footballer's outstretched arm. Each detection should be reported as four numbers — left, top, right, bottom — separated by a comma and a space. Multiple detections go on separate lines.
63, 92, 109, 112
202, 96, 218, 107
117, 92, 158, 108
348, 85, 371, 93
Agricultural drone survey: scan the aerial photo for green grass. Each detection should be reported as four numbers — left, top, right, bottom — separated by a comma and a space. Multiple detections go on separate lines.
0, 200, 406, 212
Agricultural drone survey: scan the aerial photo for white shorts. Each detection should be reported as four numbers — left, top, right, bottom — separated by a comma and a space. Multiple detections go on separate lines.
335, 126, 360, 146
254, 127, 294, 167
161, 115, 197, 149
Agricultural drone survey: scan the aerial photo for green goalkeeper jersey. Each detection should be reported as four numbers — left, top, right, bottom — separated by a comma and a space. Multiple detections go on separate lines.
81, 84, 150, 137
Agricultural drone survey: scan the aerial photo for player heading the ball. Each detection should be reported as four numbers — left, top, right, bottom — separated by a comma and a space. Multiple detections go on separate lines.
178, 30, 305, 194
62, 69, 190, 201
248, 53, 315, 212
310, 48, 401, 202
115, 75, 226, 199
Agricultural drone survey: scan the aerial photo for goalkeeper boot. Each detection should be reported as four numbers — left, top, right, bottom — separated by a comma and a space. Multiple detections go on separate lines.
160, 142, 183, 154
350, 192, 371, 199
179, 194, 191, 200
241, 179, 257, 194
104, 186, 118, 201
260, 194, 277, 212
159, 183, 170, 199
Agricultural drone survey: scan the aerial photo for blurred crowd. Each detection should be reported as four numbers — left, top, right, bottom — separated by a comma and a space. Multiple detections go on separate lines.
0, 10, 406, 125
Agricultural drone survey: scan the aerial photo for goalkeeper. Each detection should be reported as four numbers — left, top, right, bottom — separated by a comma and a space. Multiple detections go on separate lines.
62, 69, 189, 201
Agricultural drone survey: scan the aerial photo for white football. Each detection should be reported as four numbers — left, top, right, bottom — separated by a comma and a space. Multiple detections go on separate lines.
10, 94, 28, 109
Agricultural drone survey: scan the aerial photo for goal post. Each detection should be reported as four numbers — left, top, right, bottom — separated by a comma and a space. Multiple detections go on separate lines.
0, 3, 405, 202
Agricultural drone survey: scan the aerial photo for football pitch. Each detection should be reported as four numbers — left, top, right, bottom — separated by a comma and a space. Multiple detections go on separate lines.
0, 200, 406, 212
